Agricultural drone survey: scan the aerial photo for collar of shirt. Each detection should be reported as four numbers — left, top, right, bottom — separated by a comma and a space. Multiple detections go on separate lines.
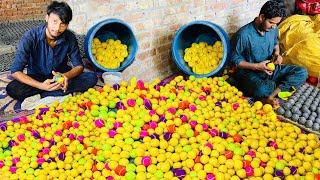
40, 24, 66, 46
251, 20, 265, 37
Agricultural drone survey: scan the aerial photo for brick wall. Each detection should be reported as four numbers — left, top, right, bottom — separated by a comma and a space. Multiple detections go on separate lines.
2, 0, 293, 82
0, 0, 52, 22
66, 0, 275, 82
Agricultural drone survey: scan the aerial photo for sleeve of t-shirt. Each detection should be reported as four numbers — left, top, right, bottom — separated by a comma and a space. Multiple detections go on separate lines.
10, 31, 33, 73
231, 33, 247, 67
68, 33, 84, 67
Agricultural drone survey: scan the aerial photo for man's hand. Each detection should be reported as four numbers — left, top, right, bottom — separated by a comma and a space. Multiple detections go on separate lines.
255, 60, 273, 75
273, 54, 283, 65
52, 71, 68, 92
39, 79, 61, 91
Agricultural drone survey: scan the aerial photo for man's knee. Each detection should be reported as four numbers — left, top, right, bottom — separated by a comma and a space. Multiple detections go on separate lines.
6, 82, 22, 100
84, 72, 98, 88
252, 83, 275, 98
296, 67, 308, 81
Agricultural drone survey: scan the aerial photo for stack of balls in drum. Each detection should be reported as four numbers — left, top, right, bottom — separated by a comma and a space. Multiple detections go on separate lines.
0, 75, 320, 180
277, 83, 320, 132
183, 41, 223, 75
91, 38, 128, 69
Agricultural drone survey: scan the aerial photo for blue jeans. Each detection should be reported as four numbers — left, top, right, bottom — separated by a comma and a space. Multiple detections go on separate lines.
6, 72, 98, 101
233, 64, 308, 98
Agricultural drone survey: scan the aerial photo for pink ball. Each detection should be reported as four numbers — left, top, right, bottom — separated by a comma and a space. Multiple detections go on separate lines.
39, 138, 46, 143
10, 166, 17, 173
149, 110, 156, 116
137, 80, 146, 90
205, 143, 213, 149
73, 122, 80, 128
247, 150, 256, 158
0, 160, 4, 168
106, 176, 114, 180
189, 105, 197, 112
17, 134, 25, 141
12, 158, 20, 165
140, 130, 149, 138
160, 96, 167, 101
245, 166, 254, 176
113, 122, 122, 129
55, 130, 62, 136
127, 99, 136, 107
37, 158, 45, 165
168, 107, 176, 114
189, 121, 197, 128
77, 135, 84, 142
149, 121, 158, 129
202, 123, 209, 131
68, 133, 75, 140
105, 163, 111, 170
108, 130, 117, 138
232, 103, 240, 110
42, 148, 50, 154
95, 119, 105, 128
206, 173, 216, 180
180, 115, 188, 123
209, 128, 219, 137
199, 95, 206, 101
141, 156, 152, 167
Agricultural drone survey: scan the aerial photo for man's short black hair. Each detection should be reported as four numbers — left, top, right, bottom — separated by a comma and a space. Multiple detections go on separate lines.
47, 1, 72, 24
259, 1, 286, 19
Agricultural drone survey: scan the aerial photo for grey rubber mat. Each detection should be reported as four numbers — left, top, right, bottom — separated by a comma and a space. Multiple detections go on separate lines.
0, 20, 45, 46
0, 53, 15, 72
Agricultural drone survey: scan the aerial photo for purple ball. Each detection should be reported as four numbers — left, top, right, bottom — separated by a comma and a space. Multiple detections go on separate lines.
275, 170, 284, 177
215, 102, 222, 107
299, 148, 305, 153
50, 139, 56, 146
32, 130, 41, 139
290, 166, 297, 175
47, 158, 55, 163
113, 83, 120, 90
0, 123, 7, 131
159, 115, 166, 122
150, 134, 159, 139
163, 132, 172, 141
173, 168, 186, 179
11, 117, 20, 123
9, 140, 18, 147
143, 99, 152, 110
39, 107, 49, 115
58, 153, 65, 161
116, 102, 126, 110
219, 132, 228, 139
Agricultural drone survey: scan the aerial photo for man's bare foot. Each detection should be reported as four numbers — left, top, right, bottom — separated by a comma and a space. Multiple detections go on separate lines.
261, 97, 280, 107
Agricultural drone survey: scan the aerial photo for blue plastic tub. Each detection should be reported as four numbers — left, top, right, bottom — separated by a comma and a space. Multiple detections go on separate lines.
84, 19, 138, 72
171, 21, 230, 78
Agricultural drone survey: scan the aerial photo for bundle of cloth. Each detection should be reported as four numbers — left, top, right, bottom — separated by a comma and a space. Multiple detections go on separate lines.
279, 14, 320, 79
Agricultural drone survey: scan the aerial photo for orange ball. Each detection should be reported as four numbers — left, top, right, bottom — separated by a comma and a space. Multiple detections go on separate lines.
233, 134, 242, 143
59, 145, 67, 153
115, 165, 126, 176
167, 125, 176, 133
225, 150, 233, 159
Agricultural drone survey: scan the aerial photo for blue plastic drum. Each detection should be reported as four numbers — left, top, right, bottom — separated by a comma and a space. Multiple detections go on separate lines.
84, 18, 138, 72
172, 21, 230, 78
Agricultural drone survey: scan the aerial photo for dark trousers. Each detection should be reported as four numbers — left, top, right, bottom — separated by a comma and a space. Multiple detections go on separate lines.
6, 72, 98, 101
234, 64, 308, 98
